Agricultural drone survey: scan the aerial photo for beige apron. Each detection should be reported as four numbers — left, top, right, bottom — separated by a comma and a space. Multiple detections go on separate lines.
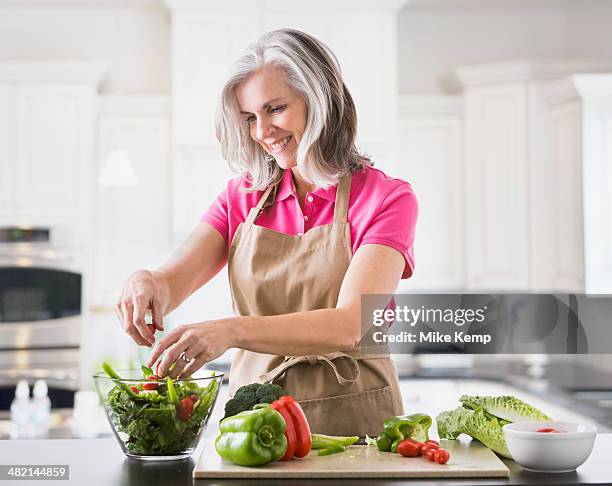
227, 172, 403, 436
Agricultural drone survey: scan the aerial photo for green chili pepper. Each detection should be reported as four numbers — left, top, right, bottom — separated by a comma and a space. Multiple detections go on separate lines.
166, 377, 178, 404
318, 444, 347, 456
101, 362, 145, 400
215, 403, 287, 466
376, 413, 432, 452
311, 434, 359, 450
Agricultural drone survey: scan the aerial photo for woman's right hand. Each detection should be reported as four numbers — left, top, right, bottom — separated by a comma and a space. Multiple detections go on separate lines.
116, 269, 166, 347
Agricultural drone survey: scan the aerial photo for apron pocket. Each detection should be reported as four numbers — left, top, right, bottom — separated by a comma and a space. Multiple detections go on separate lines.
297, 385, 399, 437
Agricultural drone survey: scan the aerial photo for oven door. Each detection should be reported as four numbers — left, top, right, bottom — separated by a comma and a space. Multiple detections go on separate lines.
0, 266, 81, 350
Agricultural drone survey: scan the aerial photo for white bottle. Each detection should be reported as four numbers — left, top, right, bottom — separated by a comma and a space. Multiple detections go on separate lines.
10, 380, 32, 439
31, 379, 51, 439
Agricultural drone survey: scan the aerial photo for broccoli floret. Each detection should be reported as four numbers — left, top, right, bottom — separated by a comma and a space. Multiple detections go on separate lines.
223, 383, 261, 419
222, 383, 288, 419
255, 383, 286, 404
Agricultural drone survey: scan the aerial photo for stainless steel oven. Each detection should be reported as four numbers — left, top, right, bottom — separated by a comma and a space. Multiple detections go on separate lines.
0, 227, 82, 411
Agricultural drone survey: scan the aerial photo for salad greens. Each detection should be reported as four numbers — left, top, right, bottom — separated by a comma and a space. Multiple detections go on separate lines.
437, 395, 552, 459
437, 406, 512, 458
101, 362, 219, 455
459, 395, 552, 423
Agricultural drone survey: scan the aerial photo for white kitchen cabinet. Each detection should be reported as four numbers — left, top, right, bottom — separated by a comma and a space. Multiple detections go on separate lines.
0, 62, 107, 225
542, 75, 612, 294
454, 60, 612, 292
397, 96, 464, 291
14, 85, 94, 216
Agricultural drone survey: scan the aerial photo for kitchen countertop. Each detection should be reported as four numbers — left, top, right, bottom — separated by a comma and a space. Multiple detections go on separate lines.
0, 435, 610, 485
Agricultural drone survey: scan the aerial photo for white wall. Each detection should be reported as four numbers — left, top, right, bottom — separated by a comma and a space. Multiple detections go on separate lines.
0, 0, 170, 94
398, 0, 612, 94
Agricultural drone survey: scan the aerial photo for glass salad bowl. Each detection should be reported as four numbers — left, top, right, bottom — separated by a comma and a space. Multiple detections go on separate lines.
93, 364, 223, 461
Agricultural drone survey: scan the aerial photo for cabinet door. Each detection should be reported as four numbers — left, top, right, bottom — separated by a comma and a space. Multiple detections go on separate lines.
0, 83, 12, 209
14, 85, 95, 216
464, 83, 530, 290
397, 112, 464, 291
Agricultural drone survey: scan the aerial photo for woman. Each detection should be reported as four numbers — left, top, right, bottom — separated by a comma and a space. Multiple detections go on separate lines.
116, 28, 418, 436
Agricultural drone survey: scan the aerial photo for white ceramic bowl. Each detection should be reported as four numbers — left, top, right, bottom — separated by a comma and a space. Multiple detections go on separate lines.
503, 421, 597, 473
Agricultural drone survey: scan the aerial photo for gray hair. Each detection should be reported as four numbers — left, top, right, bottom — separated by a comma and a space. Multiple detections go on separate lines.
215, 28, 370, 190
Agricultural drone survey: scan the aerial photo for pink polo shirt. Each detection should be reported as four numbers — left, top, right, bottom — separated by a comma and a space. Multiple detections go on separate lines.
201, 165, 418, 278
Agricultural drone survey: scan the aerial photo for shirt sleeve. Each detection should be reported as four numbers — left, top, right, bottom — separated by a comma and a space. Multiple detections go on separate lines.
360, 182, 418, 278
199, 178, 241, 242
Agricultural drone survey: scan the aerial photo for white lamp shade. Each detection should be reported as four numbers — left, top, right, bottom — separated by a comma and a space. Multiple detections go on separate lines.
98, 149, 139, 187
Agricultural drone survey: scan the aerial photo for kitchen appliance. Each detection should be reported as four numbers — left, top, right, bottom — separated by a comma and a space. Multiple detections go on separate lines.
0, 226, 83, 412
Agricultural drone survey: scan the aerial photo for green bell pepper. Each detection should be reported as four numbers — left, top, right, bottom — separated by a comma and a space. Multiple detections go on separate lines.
215, 403, 287, 466
376, 413, 432, 452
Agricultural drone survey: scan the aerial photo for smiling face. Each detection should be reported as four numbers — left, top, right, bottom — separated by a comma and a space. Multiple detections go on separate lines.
235, 65, 307, 170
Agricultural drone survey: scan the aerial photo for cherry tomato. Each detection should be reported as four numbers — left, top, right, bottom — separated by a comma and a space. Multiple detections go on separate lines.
434, 448, 450, 465
537, 427, 561, 433
424, 448, 436, 461
414, 442, 426, 456
143, 382, 159, 391
421, 443, 439, 456
426, 440, 440, 447
398, 439, 419, 457
130, 386, 139, 394
177, 397, 194, 421
146, 374, 159, 381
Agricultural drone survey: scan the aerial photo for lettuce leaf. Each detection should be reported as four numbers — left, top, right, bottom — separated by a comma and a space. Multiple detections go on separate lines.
459, 395, 551, 423
437, 406, 512, 458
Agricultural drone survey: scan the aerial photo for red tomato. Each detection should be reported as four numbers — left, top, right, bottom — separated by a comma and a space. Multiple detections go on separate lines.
537, 427, 561, 433
143, 382, 159, 391
130, 386, 139, 394
424, 448, 436, 461
397, 439, 419, 457
415, 442, 426, 456
146, 375, 159, 381
177, 397, 194, 421
189, 394, 199, 404
426, 440, 440, 447
434, 448, 450, 465
421, 443, 439, 455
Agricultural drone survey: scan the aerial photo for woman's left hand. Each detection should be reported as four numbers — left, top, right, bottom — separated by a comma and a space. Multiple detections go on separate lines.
146, 320, 232, 379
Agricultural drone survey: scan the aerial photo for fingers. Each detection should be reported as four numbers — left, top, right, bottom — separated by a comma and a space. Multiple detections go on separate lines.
167, 352, 190, 379
146, 325, 185, 369
157, 332, 196, 377
151, 296, 164, 332
119, 300, 150, 347
132, 294, 155, 346
179, 354, 206, 379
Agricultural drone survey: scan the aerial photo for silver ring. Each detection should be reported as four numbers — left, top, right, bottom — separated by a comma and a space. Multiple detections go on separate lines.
180, 352, 191, 363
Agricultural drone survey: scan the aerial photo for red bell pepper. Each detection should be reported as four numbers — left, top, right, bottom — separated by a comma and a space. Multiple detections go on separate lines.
270, 395, 312, 460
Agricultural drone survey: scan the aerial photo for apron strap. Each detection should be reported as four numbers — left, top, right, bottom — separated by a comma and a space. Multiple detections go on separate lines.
333, 173, 352, 223
246, 183, 276, 225
259, 351, 361, 388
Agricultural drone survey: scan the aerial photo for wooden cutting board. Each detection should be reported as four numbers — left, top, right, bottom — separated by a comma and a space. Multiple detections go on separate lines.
193, 438, 510, 478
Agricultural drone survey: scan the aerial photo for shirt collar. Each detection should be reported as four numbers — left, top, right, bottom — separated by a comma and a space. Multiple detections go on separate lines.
274, 168, 296, 203
274, 168, 339, 203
